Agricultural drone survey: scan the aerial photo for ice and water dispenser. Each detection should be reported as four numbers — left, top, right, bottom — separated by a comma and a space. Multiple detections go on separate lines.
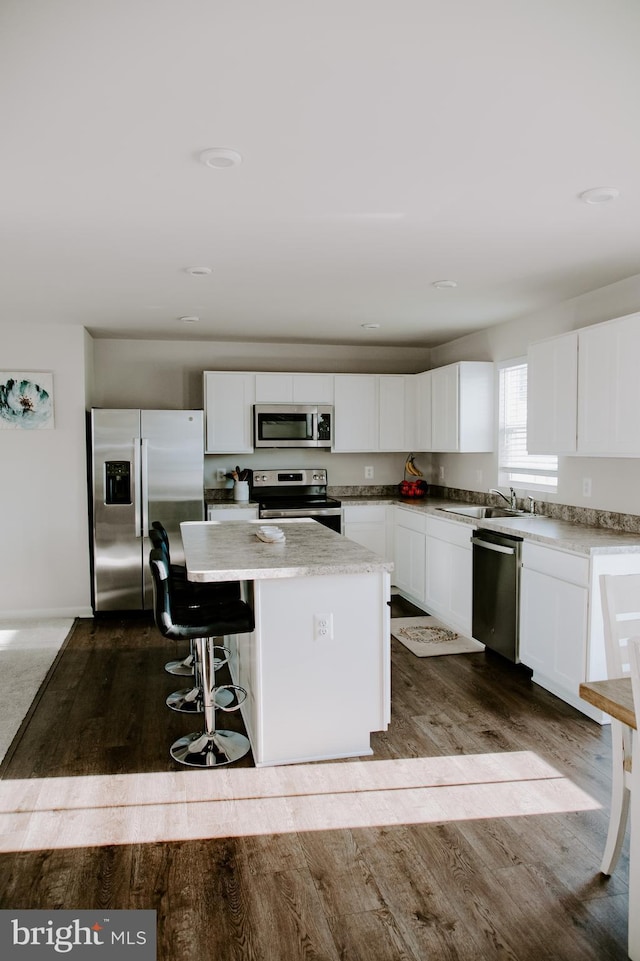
105, 461, 131, 505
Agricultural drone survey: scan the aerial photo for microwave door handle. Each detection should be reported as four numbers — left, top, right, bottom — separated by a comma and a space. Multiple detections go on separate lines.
311, 410, 319, 444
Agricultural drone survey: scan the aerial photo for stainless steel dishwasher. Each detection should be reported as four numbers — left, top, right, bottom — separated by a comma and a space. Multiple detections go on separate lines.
471, 528, 523, 662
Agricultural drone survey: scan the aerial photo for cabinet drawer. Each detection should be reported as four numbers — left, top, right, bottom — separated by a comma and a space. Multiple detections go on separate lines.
344, 505, 387, 524
395, 507, 427, 533
522, 542, 589, 586
207, 506, 259, 521
426, 516, 473, 549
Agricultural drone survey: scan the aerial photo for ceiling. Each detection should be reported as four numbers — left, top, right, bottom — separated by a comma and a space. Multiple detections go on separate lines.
2, 0, 640, 348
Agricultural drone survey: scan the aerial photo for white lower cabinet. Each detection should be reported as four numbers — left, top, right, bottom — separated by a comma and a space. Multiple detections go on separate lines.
393, 508, 427, 603
343, 505, 390, 559
519, 543, 589, 714
517, 543, 640, 722
424, 516, 473, 635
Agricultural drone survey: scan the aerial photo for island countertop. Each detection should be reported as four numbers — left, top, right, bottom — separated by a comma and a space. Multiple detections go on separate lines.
181, 518, 394, 582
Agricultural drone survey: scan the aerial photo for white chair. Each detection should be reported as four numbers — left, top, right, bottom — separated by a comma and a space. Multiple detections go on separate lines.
598, 573, 638, 875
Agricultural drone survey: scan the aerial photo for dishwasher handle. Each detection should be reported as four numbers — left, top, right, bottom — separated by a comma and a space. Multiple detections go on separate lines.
470, 536, 517, 556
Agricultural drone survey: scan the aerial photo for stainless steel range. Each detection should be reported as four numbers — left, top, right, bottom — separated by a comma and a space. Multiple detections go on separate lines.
249, 468, 342, 533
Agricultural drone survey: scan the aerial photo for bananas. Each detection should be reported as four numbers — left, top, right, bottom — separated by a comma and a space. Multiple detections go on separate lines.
404, 453, 423, 477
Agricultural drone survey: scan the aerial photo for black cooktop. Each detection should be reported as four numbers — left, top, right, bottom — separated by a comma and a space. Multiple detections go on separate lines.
257, 494, 342, 510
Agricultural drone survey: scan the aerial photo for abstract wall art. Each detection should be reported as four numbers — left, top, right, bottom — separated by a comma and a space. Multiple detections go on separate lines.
0, 372, 55, 429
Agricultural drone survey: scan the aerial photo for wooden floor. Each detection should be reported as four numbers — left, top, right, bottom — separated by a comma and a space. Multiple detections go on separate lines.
0, 598, 631, 961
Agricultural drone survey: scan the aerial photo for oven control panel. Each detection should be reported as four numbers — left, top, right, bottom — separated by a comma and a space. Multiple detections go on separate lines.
251, 469, 328, 487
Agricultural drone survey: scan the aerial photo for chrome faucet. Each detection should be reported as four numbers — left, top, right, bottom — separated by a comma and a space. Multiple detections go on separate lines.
489, 487, 518, 510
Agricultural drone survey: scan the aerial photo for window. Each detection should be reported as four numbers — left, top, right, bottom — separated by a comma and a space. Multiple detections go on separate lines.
498, 360, 558, 491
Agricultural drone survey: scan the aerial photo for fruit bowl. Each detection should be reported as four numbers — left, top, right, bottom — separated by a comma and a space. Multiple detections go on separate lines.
398, 479, 428, 498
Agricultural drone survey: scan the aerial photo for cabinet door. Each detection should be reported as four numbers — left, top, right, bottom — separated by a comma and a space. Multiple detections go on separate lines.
527, 332, 577, 453
292, 374, 334, 404
204, 372, 255, 453
344, 506, 388, 558
431, 365, 459, 451
519, 568, 588, 688
255, 374, 293, 403
578, 312, 640, 454
394, 524, 426, 601
344, 522, 387, 557
425, 536, 472, 635
333, 375, 378, 451
379, 375, 408, 451
415, 370, 432, 451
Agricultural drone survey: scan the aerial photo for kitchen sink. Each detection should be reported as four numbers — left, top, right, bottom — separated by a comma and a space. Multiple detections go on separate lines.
437, 505, 526, 519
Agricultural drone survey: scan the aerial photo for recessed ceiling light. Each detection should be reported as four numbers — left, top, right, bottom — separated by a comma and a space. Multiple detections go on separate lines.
432, 279, 458, 289
185, 266, 212, 276
579, 186, 620, 204
361, 323, 381, 329
179, 316, 200, 324
199, 147, 243, 168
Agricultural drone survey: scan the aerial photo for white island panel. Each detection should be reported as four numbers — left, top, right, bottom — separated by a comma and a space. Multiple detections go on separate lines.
251, 571, 390, 766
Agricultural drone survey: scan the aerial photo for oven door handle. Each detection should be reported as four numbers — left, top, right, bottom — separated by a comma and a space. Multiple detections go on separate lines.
470, 537, 516, 555
261, 508, 342, 518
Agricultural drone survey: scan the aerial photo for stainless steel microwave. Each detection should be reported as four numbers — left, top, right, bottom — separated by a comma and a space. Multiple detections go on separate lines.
253, 405, 333, 448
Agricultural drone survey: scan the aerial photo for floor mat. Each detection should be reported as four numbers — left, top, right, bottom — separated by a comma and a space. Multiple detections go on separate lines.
390, 615, 485, 657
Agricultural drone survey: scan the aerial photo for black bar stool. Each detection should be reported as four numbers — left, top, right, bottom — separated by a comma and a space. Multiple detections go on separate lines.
150, 521, 240, 679
149, 548, 254, 767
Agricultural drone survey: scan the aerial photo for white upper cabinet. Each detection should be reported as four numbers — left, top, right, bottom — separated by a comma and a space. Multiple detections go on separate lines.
333, 375, 378, 451
527, 331, 578, 454
527, 311, 640, 457
254, 373, 334, 404
578, 312, 640, 455
334, 374, 417, 452
204, 372, 255, 453
430, 362, 494, 452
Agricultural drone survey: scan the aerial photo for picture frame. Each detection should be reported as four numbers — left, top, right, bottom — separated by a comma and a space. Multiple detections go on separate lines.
0, 371, 55, 430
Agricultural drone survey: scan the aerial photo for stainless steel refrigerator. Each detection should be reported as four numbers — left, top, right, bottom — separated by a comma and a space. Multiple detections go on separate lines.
89, 408, 204, 612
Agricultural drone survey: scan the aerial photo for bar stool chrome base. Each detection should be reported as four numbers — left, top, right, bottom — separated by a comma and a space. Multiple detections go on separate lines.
164, 653, 194, 677
170, 729, 251, 767
166, 685, 234, 713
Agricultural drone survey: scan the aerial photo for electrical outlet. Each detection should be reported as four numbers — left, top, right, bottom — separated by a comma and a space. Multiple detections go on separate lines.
364, 465, 374, 480
439, 465, 445, 481
583, 477, 592, 497
475, 469, 483, 485
313, 612, 333, 641
216, 468, 226, 482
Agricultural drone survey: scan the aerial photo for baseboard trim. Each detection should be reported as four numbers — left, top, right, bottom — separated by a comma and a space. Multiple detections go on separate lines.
0, 606, 94, 620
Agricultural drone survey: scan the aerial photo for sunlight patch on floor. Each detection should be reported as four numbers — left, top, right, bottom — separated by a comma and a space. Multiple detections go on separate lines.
0, 751, 601, 852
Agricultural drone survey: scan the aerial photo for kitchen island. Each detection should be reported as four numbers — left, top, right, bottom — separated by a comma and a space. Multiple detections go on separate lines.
180, 519, 393, 767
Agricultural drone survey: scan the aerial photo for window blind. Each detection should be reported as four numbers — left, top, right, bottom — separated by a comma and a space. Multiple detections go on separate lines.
498, 363, 558, 490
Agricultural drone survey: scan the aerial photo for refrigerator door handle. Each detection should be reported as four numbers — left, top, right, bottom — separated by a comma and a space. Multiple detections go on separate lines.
132, 437, 142, 537
140, 437, 150, 536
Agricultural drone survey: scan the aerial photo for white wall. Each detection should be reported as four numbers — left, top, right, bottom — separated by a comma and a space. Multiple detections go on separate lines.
429, 273, 640, 514
91, 339, 433, 409
0, 325, 92, 617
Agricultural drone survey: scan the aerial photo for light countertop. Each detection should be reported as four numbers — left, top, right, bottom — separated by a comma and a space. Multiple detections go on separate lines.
341, 494, 640, 555
181, 518, 394, 582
